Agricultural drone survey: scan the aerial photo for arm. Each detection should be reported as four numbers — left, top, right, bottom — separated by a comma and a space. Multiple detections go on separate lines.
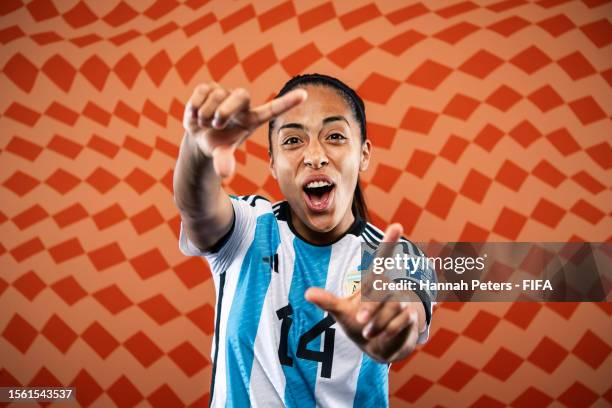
173, 131, 232, 252
173, 83, 307, 252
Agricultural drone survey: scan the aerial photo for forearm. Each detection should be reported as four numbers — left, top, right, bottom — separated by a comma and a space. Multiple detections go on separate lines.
173, 132, 232, 251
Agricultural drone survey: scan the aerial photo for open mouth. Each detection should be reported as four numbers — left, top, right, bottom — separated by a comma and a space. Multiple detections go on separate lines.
302, 178, 335, 212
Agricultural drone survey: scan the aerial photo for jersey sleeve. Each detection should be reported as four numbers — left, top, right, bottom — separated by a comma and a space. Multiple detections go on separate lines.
178, 195, 273, 274
401, 239, 437, 344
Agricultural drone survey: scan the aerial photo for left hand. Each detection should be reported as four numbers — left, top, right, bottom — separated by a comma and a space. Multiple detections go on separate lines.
305, 223, 425, 363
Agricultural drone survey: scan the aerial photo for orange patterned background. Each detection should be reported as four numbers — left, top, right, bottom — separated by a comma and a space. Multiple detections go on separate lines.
1, 0, 611, 407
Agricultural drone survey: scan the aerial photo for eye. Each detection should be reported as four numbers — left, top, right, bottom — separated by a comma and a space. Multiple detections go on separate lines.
282, 136, 301, 145
327, 133, 346, 142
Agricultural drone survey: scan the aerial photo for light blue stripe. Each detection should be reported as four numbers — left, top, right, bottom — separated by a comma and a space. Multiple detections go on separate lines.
282, 240, 332, 407
353, 354, 389, 407
225, 213, 279, 407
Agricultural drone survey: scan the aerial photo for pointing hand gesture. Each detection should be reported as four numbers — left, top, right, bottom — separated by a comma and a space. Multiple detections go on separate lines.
183, 83, 307, 178
305, 223, 425, 363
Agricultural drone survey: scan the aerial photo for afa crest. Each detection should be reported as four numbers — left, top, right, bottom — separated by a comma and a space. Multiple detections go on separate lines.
343, 269, 361, 296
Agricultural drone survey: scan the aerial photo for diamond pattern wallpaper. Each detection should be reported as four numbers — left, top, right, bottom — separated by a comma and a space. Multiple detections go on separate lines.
0, 0, 610, 407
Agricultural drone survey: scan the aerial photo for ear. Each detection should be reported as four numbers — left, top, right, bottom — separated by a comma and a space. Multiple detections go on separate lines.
268, 152, 277, 180
359, 139, 371, 172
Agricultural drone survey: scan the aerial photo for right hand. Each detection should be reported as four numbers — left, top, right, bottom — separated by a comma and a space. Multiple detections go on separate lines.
305, 223, 423, 363
183, 82, 308, 178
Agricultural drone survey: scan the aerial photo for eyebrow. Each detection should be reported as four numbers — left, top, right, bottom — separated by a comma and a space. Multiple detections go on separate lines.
277, 115, 350, 134
323, 115, 349, 126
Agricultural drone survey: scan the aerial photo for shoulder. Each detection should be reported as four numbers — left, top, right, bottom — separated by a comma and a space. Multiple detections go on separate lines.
228, 195, 284, 231
229, 194, 274, 216
270, 200, 290, 222
232, 194, 271, 208
361, 221, 424, 255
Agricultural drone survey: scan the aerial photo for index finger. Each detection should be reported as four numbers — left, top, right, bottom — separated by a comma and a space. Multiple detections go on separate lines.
248, 88, 308, 126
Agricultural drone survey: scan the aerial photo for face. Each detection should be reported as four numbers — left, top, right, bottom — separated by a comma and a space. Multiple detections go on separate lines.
269, 85, 371, 234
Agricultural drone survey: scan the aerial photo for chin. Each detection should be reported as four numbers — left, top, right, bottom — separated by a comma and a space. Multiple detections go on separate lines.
304, 211, 337, 233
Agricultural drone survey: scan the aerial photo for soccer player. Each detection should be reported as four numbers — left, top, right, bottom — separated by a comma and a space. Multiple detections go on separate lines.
174, 74, 435, 407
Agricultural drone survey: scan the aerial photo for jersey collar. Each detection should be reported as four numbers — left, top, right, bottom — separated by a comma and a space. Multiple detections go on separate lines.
276, 201, 366, 246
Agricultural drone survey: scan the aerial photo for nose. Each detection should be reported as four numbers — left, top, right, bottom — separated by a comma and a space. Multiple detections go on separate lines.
303, 139, 329, 169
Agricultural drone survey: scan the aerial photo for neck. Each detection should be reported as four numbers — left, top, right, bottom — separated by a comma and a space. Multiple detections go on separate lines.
289, 206, 356, 246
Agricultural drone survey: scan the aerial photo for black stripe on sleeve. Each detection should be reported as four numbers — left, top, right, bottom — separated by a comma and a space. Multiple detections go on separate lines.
209, 271, 226, 406
362, 228, 381, 246
360, 232, 378, 251
365, 224, 383, 239
249, 195, 270, 207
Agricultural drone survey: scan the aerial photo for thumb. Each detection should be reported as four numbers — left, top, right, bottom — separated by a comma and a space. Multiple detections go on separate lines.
305, 287, 342, 314
382, 222, 403, 243
212, 144, 237, 178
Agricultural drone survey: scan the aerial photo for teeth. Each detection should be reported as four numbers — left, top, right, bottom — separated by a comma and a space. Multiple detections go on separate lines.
306, 180, 332, 189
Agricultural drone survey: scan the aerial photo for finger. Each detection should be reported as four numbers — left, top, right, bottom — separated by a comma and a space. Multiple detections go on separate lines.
354, 270, 396, 325
198, 87, 229, 126
188, 83, 213, 111
183, 103, 198, 134
365, 223, 403, 279
249, 88, 308, 126
378, 222, 403, 255
184, 84, 212, 131
305, 287, 343, 314
379, 305, 417, 340
212, 88, 251, 129
355, 297, 385, 325
362, 301, 403, 339
362, 223, 404, 298
386, 315, 419, 362
212, 144, 237, 179
383, 223, 403, 242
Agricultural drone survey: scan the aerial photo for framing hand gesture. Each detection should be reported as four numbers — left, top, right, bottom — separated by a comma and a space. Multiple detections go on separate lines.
183, 83, 307, 178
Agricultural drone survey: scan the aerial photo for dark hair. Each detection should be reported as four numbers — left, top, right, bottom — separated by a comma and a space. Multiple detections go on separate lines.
267, 73, 369, 221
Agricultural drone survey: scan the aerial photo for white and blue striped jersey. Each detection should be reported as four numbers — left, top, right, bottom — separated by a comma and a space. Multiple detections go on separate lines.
179, 195, 435, 407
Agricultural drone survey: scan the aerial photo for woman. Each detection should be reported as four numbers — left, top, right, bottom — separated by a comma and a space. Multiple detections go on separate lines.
174, 74, 435, 407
